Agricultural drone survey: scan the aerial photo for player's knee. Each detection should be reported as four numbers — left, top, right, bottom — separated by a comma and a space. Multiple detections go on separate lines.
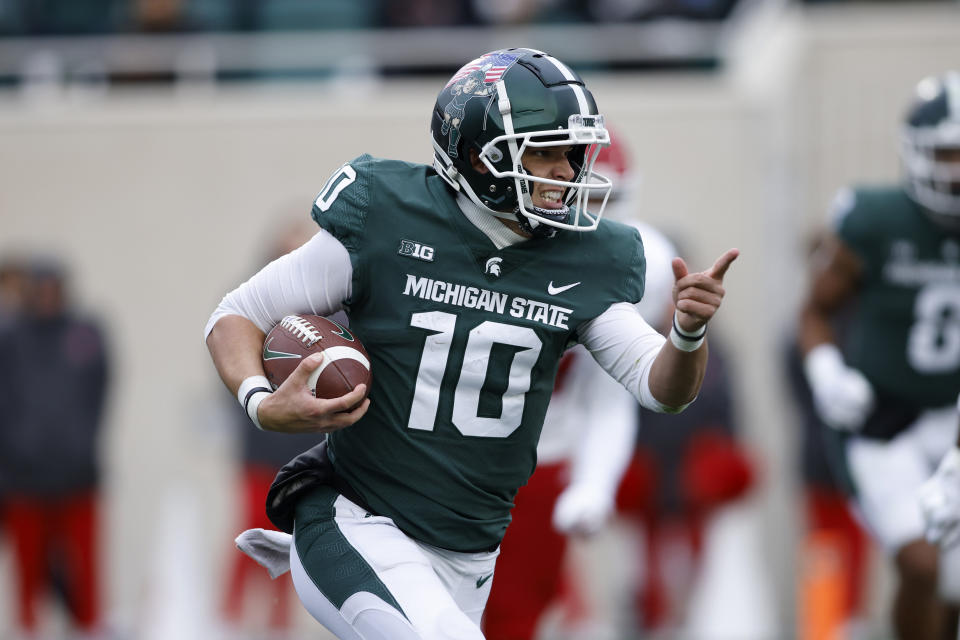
350, 604, 484, 640
426, 607, 486, 640
895, 539, 939, 592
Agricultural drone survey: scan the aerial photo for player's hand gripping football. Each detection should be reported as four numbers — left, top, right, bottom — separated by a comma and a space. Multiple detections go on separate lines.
257, 353, 370, 434
671, 248, 739, 335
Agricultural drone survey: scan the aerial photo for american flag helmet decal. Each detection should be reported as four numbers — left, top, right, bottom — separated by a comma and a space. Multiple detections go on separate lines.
445, 51, 521, 88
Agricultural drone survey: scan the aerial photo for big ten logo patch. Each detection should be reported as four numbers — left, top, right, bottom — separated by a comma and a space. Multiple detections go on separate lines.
399, 239, 435, 262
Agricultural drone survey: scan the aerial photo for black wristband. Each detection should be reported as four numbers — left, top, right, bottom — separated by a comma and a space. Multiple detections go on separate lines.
243, 386, 272, 413
672, 312, 706, 341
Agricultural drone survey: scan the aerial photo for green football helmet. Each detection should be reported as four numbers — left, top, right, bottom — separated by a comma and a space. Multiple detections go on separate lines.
431, 48, 612, 235
901, 71, 960, 223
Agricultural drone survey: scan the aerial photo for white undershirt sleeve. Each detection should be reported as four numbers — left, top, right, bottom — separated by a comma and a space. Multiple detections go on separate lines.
203, 228, 353, 338
567, 351, 638, 495
578, 301, 674, 413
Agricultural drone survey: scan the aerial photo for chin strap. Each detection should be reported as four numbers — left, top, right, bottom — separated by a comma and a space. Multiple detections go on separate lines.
513, 211, 555, 238
476, 196, 558, 238
513, 203, 568, 238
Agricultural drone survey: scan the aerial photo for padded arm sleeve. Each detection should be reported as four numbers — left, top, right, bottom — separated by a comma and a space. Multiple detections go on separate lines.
204, 228, 353, 338
579, 301, 671, 412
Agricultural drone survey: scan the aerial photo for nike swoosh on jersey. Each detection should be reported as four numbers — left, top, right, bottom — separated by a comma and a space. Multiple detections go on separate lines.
476, 573, 493, 589
547, 281, 581, 295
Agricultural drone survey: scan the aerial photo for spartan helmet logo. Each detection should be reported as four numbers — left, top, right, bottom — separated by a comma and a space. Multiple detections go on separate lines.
485, 257, 503, 276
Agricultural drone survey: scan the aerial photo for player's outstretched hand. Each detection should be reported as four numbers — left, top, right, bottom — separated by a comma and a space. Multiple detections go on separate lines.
803, 344, 875, 431
552, 483, 615, 537
257, 353, 370, 434
672, 248, 739, 334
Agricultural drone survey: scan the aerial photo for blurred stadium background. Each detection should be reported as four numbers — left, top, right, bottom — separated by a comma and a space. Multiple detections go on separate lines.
1, 0, 959, 638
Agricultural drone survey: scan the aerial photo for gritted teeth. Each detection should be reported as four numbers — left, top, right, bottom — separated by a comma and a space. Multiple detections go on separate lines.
538, 190, 564, 207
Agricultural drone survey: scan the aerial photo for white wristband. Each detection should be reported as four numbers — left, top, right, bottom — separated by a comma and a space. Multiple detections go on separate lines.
246, 390, 271, 431
237, 375, 272, 431
669, 311, 706, 352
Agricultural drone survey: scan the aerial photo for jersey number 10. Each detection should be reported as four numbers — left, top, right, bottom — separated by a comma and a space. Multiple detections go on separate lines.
407, 311, 542, 438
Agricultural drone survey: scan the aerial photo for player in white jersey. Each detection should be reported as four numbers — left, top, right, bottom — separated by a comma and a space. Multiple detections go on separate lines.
482, 135, 678, 640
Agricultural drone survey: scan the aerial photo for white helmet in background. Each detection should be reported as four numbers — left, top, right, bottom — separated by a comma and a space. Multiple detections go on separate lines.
587, 127, 642, 221
901, 71, 960, 226
632, 221, 677, 330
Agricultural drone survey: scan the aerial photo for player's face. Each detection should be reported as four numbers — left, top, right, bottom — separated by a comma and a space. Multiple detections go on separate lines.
521, 146, 575, 210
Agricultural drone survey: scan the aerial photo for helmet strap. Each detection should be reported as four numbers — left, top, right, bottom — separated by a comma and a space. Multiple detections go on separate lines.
512, 208, 559, 239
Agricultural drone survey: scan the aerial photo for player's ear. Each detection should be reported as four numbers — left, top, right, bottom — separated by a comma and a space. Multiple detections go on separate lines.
470, 148, 489, 175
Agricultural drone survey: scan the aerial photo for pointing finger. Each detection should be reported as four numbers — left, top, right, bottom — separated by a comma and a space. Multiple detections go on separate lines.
707, 248, 740, 281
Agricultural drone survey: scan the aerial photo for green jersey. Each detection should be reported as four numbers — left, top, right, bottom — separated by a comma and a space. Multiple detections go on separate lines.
836, 186, 960, 417
310, 155, 645, 552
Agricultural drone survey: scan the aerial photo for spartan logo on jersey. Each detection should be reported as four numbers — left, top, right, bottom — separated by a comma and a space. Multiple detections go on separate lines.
398, 239, 435, 262
440, 51, 520, 158
485, 257, 503, 276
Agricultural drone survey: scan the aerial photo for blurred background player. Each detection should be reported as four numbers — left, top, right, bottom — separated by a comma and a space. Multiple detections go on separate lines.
219, 216, 323, 638
0, 256, 28, 330
783, 231, 870, 640
481, 133, 687, 640
0, 258, 110, 639
620, 275, 755, 636
798, 71, 960, 640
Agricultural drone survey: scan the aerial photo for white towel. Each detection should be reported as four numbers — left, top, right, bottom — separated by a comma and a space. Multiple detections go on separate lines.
234, 528, 293, 579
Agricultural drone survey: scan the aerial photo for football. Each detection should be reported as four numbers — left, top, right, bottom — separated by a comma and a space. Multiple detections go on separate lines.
262, 314, 371, 400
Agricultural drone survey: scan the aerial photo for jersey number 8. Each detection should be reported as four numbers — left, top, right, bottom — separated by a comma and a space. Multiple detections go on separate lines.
908, 283, 960, 373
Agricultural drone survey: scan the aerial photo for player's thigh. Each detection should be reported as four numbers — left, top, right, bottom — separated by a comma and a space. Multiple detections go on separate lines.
909, 404, 959, 465
292, 486, 484, 640
416, 541, 499, 629
845, 429, 937, 552
291, 542, 416, 640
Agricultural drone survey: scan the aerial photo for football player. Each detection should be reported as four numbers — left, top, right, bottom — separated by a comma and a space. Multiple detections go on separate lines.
205, 48, 737, 640
798, 71, 960, 640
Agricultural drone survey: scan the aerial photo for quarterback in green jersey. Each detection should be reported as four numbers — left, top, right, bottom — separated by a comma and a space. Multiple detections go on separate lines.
206, 48, 737, 640
798, 72, 960, 640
